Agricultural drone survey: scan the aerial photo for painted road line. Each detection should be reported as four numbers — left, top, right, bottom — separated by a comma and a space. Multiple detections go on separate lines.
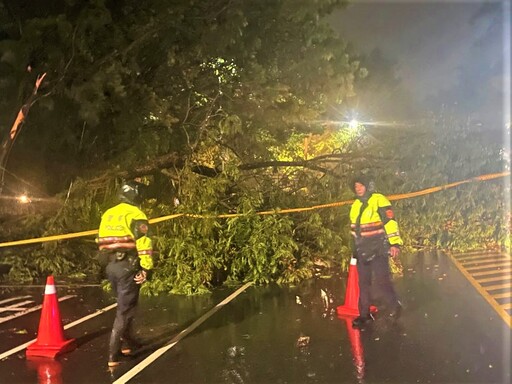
113, 282, 254, 384
449, 251, 511, 328
472, 267, 512, 277
457, 253, 504, 261
62, 302, 117, 329
0, 295, 75, 325
0, 296, 32, 305
465, 261, 511, 272
484, 282, 512, 291
462, 256, 508, 266
0, 300, 34, 313
476, 275, 511, 283
457, 253, 504, 263
0, 302, 117, 361
452, 250, 499, 257
493, 292, 512, 300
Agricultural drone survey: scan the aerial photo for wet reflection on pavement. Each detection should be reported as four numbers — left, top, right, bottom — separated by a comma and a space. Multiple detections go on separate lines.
0, 251, 510, 383
26, 357, 62, 384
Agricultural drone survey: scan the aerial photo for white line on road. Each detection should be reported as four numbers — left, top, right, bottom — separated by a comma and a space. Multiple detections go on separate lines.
63, 303, 117, 329
0, 300, 34, 313
0, 302, 117, 361
0, 296, 32, 305
0, 295, 76, 325
113, 282, 253, 384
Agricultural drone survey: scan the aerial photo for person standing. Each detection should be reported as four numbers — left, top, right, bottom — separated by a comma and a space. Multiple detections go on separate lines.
97, 180, 154, 367
349, 175, 403, 328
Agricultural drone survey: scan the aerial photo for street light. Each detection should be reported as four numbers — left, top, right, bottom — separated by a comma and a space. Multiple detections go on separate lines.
17, 194, 31, 204
348, 119, 359, 130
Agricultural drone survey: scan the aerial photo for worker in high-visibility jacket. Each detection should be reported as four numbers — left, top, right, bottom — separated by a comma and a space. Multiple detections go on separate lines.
349, 175, 403, 328
97, 180, 154, 367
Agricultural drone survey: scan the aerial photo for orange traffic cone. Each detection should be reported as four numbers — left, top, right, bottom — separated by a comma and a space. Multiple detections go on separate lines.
337, 258, 377, 317
26, 276, 76, 358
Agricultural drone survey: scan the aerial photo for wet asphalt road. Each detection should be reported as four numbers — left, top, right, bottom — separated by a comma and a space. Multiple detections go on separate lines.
0, 251, 510, 384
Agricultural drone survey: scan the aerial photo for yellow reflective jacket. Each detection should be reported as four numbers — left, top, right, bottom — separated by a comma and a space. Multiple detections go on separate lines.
349, 193, 403, 246
97, 203, 154, 270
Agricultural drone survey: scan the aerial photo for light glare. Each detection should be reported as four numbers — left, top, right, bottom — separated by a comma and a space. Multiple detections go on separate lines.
17, 194, 31, 204
349, 119, 359, 129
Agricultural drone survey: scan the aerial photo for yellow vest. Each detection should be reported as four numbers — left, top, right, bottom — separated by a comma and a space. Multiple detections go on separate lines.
97, 203, 154, 270
349, 193, 403, 246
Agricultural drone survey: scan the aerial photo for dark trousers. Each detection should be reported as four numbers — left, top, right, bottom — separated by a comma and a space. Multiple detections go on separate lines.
106, 258, 140, 357
356, 252, 399, 317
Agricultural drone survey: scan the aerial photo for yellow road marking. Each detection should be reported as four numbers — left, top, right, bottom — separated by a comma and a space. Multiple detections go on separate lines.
451, 250, 502, 257
465, 261, 511, 271
493, 292, 512, 299
462, 256, 508, 266
476, 275, 511, 283
456, 253, 504, 262
448, 251, 511, 328
472, 267, 512, 277
485, 282, 512, 291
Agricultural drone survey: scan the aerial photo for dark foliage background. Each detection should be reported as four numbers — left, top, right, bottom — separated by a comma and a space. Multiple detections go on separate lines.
0, 0, 508, 293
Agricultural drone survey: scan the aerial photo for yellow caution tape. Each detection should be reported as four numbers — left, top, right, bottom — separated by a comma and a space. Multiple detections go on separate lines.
0, 171, 509, 248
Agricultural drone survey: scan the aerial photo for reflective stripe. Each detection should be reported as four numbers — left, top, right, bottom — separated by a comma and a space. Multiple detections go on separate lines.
360, 229, 385, 237
97, 236, 133, 244
351, 222, 384, 231
351, 229, 385, 237
99, 243, 136, 250
360, 222, 383, 229
45, 284, 56, 295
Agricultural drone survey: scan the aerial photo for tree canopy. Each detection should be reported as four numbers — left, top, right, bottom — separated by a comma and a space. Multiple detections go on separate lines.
0, 0, 364, 194
0, 1, 508, 293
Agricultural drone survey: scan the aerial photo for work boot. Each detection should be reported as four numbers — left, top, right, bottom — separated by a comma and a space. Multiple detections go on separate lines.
352, 313, 375, 328
107, 353, 123, 367
389, 301, 403, 319
121, 339, 143, 356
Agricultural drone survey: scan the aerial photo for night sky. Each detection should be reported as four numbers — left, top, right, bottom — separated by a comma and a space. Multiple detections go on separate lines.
329, 0, 510, 131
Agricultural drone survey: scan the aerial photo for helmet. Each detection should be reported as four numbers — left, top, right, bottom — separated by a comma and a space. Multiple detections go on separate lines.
119, 180, 145, 205
352, 174, 375, 193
